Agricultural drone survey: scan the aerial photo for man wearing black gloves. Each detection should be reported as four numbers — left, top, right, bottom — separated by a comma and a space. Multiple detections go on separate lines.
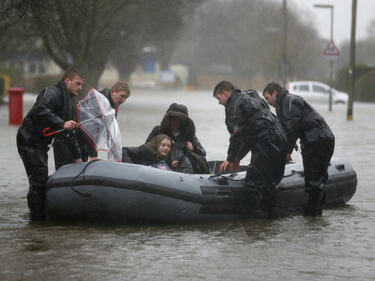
213, 80, 287, 218
263, 82, 335, 216
17, 69, 84, 220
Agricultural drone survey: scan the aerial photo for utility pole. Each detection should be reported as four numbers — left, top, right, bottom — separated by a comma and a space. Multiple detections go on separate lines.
314, 4, 335, 112
329, 6, 334, 112
281, 0, 287, 86
347, 0, 357, 121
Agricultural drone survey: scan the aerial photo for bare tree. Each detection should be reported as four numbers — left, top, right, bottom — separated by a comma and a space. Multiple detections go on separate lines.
3, 0, 197, 88
110, 0, 199, 81
23, 0, 143, 88
172, 0, 327, 86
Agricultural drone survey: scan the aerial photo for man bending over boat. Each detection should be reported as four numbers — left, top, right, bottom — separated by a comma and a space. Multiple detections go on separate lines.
145, 103, 209, 174
213, 80, 287, 218
263, 82, 335, 216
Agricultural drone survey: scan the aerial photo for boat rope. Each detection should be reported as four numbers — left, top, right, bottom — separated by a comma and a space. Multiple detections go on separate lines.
283, 169, 304, 178
69, 159, 102, 198
209, 172, 244, 182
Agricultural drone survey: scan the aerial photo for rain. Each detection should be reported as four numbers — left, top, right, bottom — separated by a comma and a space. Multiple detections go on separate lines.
1, 0, 375, 280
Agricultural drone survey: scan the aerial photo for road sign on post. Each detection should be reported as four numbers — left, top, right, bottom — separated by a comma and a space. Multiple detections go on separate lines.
323, 40, 339, 112
324, 40, 340, 61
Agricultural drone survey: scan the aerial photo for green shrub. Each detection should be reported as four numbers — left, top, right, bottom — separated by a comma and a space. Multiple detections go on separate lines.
0, 65, 25, 87
335, 64, 374, 93
355, 70, 375, 102
31, 75, 60, 93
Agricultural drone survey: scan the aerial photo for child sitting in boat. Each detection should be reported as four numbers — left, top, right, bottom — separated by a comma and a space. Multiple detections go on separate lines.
145, 103, 209, 174
122, 134, 173, 171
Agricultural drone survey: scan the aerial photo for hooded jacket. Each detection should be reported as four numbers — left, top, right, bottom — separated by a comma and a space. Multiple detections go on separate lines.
225, 88, 286, 162
146, 104, 209, 173
275, 88, 334, 154
18, 80, 81, 158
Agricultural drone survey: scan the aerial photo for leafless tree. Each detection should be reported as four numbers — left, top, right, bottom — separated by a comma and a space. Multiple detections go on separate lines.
172, 0, 327, 86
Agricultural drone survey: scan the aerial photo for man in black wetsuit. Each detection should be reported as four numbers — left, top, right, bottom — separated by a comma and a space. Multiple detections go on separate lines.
263, 82, 335, 216
213, 80, 287, 217
17, 69, 84, 219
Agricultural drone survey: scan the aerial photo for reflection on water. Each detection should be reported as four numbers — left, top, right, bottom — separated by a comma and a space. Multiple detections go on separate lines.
1, 90, 375, 280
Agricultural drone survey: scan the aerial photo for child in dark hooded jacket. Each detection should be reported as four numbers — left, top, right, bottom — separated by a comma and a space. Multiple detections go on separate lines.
145, 103, 209, 174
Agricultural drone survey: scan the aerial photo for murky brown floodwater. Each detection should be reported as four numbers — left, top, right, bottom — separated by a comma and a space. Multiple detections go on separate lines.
1, 89, 374, 280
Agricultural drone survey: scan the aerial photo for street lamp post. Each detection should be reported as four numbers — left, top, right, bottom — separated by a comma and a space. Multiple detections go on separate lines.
282, 0, 287, 86
314, 4, 334, 112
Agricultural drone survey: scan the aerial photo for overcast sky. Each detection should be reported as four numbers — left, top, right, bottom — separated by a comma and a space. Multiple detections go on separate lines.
293, 0, 375, 46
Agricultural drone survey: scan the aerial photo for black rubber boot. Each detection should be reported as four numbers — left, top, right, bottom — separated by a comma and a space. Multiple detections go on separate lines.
27, 186, 46, 220
304, 190, 324, 217
263, 190, 278, 219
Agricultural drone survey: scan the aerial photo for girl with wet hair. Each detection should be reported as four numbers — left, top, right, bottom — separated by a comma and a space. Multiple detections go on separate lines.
122, 134, 173, 171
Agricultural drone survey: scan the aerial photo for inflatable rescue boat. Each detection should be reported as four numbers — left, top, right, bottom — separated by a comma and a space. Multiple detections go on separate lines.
45, 158, 357, 223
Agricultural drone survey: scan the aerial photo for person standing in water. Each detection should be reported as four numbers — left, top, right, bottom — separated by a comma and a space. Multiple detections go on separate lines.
263, 82, 335, 216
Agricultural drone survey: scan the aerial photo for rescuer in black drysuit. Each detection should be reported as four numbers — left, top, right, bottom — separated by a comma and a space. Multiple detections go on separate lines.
213, 80, 287, 218
16, 70, 84, 219
263, 82, 335, 216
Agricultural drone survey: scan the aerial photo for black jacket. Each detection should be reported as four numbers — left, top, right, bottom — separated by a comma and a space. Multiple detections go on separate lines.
18, 80, 81, 158
225, 88, 285, 162
146, 108, 208, 174
275, 88, 334, 154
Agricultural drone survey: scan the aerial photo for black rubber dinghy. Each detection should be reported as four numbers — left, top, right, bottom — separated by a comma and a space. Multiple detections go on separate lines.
45, 158, 357, 223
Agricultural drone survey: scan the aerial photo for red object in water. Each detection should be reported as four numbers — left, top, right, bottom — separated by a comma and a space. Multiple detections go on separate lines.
8, 87, 25, 125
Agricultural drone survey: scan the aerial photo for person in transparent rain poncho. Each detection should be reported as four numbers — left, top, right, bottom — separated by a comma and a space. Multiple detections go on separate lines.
77, 82, 131, 163
75, 88, 123, 163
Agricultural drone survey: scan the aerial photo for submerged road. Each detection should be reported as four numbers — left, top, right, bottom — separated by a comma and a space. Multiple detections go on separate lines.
0, 89, 374, 280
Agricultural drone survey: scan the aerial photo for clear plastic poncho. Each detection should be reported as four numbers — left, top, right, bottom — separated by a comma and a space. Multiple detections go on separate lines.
76, 88, 122, 162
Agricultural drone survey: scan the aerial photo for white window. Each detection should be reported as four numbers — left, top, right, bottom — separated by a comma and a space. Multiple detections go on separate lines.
312, 85, 328, 94
298, 84, 309, 91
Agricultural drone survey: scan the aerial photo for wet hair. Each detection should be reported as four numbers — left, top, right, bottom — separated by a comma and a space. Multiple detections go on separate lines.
213, 80, 235, 96
153, 134, 172, 159
111, 81, 131, 97
263, 82, 282, 95
62, 69, 84, 80
167, 103, 188, 116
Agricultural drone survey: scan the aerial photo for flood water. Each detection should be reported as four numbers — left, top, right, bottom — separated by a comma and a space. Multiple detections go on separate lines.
1, 89, 374, 280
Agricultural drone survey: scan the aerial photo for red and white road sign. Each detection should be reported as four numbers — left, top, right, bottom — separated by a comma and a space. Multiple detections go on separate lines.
324, 40, 340, 61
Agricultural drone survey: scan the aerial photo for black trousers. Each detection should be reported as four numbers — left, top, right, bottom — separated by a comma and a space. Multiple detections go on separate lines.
245, 131, 287, 208
301, 127, 335, 193
53, 140, 77, 170
17, 131, 48, 218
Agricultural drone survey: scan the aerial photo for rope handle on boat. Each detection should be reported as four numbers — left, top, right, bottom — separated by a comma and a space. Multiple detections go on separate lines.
69, 159, 102, 198
209, 172, 243, 181
283, 169, 304, 178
